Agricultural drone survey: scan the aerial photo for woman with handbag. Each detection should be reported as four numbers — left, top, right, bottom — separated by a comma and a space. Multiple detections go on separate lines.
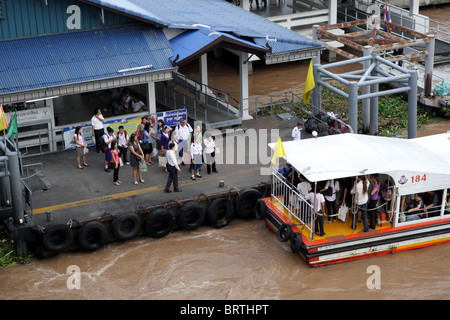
129, 133, 145, 185
74, 126, 89, 169
190, 136, 203, 180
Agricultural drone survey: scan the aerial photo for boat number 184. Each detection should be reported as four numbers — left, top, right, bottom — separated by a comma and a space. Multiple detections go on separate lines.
411, 174, 427, 183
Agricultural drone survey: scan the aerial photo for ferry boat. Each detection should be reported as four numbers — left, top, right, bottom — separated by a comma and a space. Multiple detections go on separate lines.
261, 132, 450, 267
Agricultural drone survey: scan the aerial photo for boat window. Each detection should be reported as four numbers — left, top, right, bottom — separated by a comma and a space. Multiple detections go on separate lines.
445, 189, 450, 216
398, 189, 445, 223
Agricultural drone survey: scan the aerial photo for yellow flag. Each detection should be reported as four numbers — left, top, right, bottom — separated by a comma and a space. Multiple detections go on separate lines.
271, 137, 285, 165
302, 59, 315, 105
0, 105, 9, 132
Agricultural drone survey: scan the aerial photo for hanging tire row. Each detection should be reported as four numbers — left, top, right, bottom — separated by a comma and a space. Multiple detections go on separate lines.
39, 187, 265, 254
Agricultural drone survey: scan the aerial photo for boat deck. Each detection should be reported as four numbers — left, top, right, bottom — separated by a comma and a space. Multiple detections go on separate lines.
263, 197, 394, 246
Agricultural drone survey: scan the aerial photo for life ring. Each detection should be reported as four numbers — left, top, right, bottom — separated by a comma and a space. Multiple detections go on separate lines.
235, 188, 262, 219
112, 212, 141, 240
277, 223, 292, 242
176, 202, 205, 230
42, 223, 74, 252
207, 197, 234, 228
255, 199, 267, 220
145, 208, 174, 238
290, 232, 302, 253
78, 221, 108, 251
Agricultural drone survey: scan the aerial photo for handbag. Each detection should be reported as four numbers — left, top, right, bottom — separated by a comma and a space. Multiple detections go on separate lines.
338, 204, 348, 222
139, 159, 148, 172
141, 141, 150, 151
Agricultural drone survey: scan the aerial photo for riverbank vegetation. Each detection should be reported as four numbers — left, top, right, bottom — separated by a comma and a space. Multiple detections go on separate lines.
0, 225, 33, 269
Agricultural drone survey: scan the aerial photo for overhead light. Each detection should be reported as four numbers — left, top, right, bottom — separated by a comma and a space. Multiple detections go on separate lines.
118, 65, 153, 73
26, 96, 59, 103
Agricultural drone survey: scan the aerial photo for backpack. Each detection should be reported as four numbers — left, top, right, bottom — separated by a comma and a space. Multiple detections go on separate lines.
99, 134, 108, 153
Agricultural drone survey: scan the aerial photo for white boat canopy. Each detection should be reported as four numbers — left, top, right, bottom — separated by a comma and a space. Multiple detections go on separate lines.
269, 133, 450, 195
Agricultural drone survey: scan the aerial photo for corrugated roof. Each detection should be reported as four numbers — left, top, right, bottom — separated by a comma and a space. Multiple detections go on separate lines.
170, 26, 271, 66
83, 0, 322, 53
0, 24, 174, 94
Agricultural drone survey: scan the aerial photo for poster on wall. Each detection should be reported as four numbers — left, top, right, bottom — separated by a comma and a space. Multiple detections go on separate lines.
63, 115, 144, 150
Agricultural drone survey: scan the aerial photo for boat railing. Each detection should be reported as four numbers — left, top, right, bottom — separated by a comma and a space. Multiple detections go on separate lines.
271, 168, 315, 238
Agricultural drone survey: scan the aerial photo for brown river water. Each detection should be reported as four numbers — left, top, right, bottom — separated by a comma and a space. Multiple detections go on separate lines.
1, 6, 450, 302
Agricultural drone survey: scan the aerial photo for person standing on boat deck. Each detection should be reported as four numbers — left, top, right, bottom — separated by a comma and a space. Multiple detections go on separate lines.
91, 108, 105, 153
305, 188, 326, 237
351, 176, 370, 232
164, 142, 182, 193
174, 117, 193, 166
292, 121, 303, 141
368, 175, 380, 229
381, 180, 392, 215
321, 179, 340, 223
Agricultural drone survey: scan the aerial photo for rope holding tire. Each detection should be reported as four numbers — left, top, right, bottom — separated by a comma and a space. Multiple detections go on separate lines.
277, 223, 293, 242
42, 222, 74, 252
78, 221, 108, 251
145, 208, 174, 238
112, 212, 141, 241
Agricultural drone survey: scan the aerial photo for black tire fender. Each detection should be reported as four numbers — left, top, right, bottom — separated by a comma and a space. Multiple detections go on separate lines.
78, 221, 108, 251
207, 197, 234, 228
112, 212, 141, 240
235, 188, 262, 219
255, 199, 267, 220
42, 223, 74, 252
290, 232, 302, 253
176, 202, 205, 230
277, 223, 292, 242
145, 208, 174, 238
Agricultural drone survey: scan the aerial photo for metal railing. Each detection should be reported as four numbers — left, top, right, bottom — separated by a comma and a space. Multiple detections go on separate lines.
155, 72, 242, 129
243, 90, 353, 134
271, 168, 315, 238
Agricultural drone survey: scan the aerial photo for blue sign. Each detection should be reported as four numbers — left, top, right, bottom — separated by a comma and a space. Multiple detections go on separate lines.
157, 109, 187, 127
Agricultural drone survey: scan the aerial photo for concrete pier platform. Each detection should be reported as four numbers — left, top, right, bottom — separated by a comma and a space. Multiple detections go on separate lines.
23, 116, 305, 227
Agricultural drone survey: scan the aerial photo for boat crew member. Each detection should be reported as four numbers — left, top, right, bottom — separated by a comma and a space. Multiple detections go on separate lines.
292, 121, 303, 141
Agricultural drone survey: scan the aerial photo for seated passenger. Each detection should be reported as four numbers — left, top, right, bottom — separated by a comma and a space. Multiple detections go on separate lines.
405, 193, 424, 221
131, 96, 147, 113
423, 191, 440, 217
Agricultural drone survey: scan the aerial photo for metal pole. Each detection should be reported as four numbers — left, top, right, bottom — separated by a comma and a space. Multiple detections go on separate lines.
6, 148, 26, 256
348, 82, 358, 134
424, 34, 435, 97
362, 46, 373, 134
370, 57, 379, 135
408, 69, 418, 139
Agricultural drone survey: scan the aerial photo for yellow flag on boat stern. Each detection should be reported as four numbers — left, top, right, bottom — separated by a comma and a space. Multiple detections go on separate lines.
302, 59, 315, 105
271, 137, 285, 166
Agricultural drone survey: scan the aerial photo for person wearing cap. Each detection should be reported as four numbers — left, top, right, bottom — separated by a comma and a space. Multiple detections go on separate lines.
292, 121, 303, 141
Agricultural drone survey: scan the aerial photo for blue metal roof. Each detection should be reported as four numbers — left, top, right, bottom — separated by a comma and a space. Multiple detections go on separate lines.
170, 26, 271, 66
0, 24, 174, 94
83, 0, 322, 54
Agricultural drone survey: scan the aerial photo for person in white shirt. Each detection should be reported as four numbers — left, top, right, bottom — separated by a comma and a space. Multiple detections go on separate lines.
102, 127, 116, 173
91, 108, 105, 153
116, 125, 129, 165
131, 96, 146, 113
204, 133, 218, 174
190, 137, 203, 180
174, 117, 193, 166
292, 121, 303, 141
351, 176, 370, 232
164, 142, 182, 193
305, 189, 326, 236
320, 179, 340, 223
